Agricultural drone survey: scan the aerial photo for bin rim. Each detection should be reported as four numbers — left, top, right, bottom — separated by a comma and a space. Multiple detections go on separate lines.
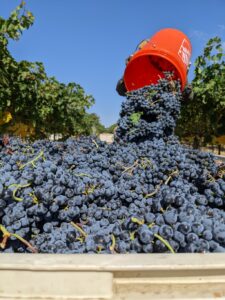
1, 253, 225, 271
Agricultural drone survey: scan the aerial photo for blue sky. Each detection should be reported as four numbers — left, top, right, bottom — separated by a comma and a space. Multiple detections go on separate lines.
1, 0, 225, 126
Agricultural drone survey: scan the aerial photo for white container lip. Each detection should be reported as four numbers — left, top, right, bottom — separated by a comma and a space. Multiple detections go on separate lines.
1, 253, 225, 271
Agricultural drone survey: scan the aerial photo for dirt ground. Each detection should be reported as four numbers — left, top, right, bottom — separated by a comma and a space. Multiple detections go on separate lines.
202, 147, 225, 156
99, 133, 114, 144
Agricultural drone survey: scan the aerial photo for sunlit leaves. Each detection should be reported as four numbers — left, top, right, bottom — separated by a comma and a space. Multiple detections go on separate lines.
177, 37, 225, 146
0, 2, 97, 139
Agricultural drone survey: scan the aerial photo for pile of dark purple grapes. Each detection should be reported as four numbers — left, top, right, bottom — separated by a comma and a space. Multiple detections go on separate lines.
115, 78, 181, 142
0, 79, 225, 254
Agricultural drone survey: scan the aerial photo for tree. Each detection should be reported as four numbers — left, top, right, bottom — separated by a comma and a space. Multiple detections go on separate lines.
105, 123, 117, 134
176, 37, 225, 148
0, 2, 99, 139
82, 113, 106, 135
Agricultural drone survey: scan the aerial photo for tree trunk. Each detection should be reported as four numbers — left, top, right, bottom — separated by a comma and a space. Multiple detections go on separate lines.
193, 136, 200, 149
218, 144, 221, 155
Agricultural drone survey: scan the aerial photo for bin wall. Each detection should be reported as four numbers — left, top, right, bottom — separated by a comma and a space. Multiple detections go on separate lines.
0, 254, 225, 299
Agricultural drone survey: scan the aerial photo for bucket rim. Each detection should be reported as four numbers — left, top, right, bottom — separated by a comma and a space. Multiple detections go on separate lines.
124, 49, 186, 91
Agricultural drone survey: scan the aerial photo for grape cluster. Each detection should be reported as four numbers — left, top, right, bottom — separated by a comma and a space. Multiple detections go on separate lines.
115, 79, 181, 142
0, 79, 225, 254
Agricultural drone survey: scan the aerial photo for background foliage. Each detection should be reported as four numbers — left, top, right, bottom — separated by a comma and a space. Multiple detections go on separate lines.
176, 37, 225, 149
0, 2, 104, 139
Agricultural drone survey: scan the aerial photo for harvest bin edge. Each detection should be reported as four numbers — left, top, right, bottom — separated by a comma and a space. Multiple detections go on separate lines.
1, 254, 225, 299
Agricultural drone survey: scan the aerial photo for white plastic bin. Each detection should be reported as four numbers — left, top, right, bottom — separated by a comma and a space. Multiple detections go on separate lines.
1, 253, 225, 299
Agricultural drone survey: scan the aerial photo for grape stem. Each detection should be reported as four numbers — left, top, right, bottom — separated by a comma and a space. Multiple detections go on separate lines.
97, 245, 103, 253
8, 183, 31, 202
165, 169, 179, 185
19, 150, 45, 169
29, 192, 39, 204
122, 160, 139, 174
0, 225, 37, 253
154, 233, 175, 254
131, 217, 144, 225
145, 169, 179, 198
139, 157, 153, 169
144, 182, 162, 198
149, 99, 161, 106
92, 139, 99, 149
130, 231, 136, 240
13, 183, 31, 201
109, 234, 116, 253
74, 173, 93, 178
70, 222, 88, 238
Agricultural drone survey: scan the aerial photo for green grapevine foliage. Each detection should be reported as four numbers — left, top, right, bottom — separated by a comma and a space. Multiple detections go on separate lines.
0, 2, 97, 139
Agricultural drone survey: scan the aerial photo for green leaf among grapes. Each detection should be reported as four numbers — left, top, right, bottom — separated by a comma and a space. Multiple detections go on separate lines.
130, 112, 143, 125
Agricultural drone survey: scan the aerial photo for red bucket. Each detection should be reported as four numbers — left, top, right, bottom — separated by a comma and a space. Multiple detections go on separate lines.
123, 28, 192, 91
